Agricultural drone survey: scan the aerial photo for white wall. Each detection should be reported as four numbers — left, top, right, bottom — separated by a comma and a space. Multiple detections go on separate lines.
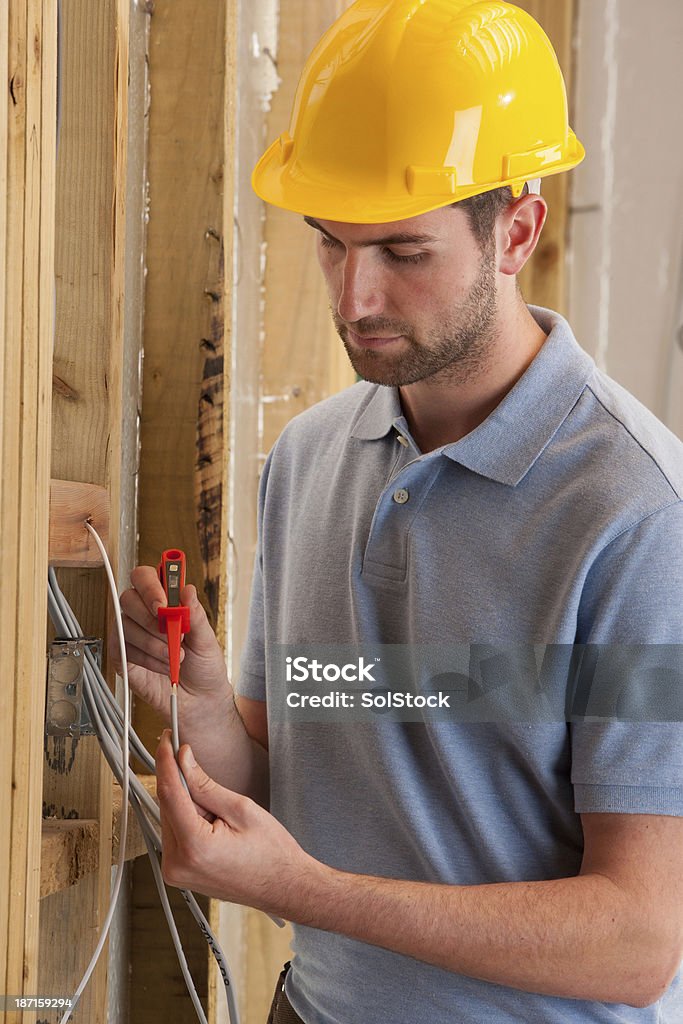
568, 0, 683, 439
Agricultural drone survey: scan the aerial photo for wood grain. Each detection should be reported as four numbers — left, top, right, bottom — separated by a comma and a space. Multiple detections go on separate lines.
516, 0, 575, 314
260, 3, 357, 455
132, 2, 226, 1019
48, 479, 110, 567
39, 1, 128, 1019
40, 776, 158, 899
0, 2, 57, 1017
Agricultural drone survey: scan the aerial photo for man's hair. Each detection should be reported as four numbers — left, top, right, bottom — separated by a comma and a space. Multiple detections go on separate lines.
456, 183, 530, 250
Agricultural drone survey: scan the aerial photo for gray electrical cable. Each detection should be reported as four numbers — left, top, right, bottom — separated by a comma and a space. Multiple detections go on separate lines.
54, 523, 131, 1024
47, 569, 241, 1024
171, 685, 190, 793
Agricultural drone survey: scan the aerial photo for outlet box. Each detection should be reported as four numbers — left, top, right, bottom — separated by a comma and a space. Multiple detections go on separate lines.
45, 637, 100, 737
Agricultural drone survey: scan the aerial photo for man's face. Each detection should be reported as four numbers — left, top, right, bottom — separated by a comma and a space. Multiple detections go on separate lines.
305, 205, 500, 388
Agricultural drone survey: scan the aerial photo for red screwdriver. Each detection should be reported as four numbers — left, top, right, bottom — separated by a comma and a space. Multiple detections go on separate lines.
158, 550, 191, 786
157, 549, 191, 685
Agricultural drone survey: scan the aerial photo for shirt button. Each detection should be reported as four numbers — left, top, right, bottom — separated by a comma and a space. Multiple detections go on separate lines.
396, 434, 409, 447
393, 488, 410, 504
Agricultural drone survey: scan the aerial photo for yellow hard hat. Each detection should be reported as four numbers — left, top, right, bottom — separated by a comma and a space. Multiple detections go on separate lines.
252, 0, 585, 223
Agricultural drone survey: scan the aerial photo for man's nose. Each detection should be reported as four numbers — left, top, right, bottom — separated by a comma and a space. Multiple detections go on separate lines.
336, 251, 384, 323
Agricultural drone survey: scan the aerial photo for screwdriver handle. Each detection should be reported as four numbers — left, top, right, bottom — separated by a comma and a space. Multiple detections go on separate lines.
158, 549, 186, 608
157, 549, 190, 684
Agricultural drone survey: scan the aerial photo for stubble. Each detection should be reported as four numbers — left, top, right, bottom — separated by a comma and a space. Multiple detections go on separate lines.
332, 244, 499, 388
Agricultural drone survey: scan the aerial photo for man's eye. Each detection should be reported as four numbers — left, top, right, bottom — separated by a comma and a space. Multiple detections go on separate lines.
383, 249, 426, 265
318, 234, 426, 265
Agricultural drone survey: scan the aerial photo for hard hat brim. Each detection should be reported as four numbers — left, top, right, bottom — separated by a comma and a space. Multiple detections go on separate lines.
252, 135, 586, 224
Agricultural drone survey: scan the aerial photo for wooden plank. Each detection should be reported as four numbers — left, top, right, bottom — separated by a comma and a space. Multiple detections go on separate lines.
0, 1, 19, 997
110, 774, 157, 863
133, 2, 227, 1020
40, 820, 100, 899
19, 7, 58, 1012
260, 2, 356, 454
2, 2, 31, 1005
136, 0, 228, 623
134, 0, 229, 752
40, 776, 158, 898
1, 1, 57, 1019
38, 0, 128, 1019
209, 4, 238, 1019
49, 479, 110, 567
516, 0, 575, 314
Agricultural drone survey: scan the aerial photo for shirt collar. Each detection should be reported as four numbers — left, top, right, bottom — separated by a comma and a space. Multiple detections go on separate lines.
350, 306, 595, 487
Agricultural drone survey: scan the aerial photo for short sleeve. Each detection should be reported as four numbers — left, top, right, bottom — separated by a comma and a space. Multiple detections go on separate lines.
571, 501, 683, 816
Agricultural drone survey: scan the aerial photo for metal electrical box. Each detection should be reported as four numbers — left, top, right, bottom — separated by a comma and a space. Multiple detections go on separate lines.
45, 637, 100, 737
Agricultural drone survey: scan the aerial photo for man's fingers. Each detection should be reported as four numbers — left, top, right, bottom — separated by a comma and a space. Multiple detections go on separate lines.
159, 796, 179, 852
178, 744, 251, 827
122, 575, 223, 668
119, 587, 162, 636
155, 731, 206, 839
122, 614, 178, 664
129, 564, 167, 616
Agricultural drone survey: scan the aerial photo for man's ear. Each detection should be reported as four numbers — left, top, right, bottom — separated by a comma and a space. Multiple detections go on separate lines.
497, 195, 547, 276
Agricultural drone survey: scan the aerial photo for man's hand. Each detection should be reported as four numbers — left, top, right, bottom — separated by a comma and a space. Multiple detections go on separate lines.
110, 566, 229, 720
156, 730, 316, 913
155, 725, 681, 1007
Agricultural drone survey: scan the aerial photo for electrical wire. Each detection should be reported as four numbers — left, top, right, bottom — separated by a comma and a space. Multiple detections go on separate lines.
48, 567, 237, 1024
55, 522, 130, 1024
171, 683, 190, 793
47, 536, 241, 1024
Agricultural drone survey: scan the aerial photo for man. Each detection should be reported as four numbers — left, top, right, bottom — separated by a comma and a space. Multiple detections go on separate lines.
118, 2, 683, 1021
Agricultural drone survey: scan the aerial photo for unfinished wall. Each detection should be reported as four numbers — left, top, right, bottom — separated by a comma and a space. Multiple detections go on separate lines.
1, 2, 57, 1015
2, 1, 140, 1021
131, 0, 232, 1020
107, 0, 151, 1019
569, 0, 683, 438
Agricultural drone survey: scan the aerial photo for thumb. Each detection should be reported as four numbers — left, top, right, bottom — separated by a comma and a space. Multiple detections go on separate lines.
178, 745, 249, 824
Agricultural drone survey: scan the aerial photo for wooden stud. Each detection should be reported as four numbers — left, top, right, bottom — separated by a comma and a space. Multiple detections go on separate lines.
136, 0, 228, 625
135, 0, 229, 754
40, 820, 100, 899
516, 0, 576, 314
132, 2, 227, 1019
48, 479, 111, 567
39, 1, 128, 1018
40, 775, 158, 899
1, 1, 57, 1016
260, 0, 357, 450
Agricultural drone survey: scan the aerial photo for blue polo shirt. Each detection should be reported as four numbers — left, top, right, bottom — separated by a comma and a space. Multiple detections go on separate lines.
237, 306, 683, 1023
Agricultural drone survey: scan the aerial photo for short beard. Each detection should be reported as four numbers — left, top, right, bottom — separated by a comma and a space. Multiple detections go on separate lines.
332, 243, 499, 388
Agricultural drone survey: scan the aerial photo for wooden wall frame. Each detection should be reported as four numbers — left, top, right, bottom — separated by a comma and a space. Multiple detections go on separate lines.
1, 1, 58, 1014
131, 1, 230, 1020
516, 0, 576, 315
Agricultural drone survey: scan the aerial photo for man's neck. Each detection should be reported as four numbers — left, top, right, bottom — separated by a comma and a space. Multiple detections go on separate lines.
398, 304, 548, 453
